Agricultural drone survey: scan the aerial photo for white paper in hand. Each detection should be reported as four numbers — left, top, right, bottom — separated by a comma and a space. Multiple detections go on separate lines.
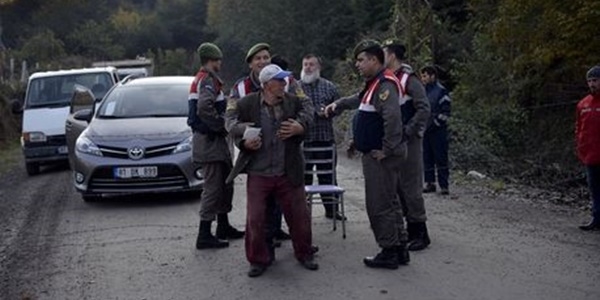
243, 127, 261, 140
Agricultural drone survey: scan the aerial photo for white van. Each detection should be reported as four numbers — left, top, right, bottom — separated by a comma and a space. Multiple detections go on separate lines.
19, 67, 119, 175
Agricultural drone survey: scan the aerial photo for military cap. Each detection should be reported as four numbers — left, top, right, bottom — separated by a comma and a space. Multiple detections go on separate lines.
587, 65, 600, 79
353, 39, 381, 59
197, 42, 223, 60
382, 38, 403, 48
382, 38, 406, 59
246, 43, 271, 63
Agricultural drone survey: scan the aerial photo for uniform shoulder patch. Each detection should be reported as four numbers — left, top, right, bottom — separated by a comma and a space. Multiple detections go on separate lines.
226, 98, 237, 111
379, 89, 390, 101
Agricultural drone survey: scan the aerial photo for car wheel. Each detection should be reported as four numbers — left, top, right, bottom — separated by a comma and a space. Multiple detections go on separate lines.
82, 193, 101, 202
25, 162, 40, 176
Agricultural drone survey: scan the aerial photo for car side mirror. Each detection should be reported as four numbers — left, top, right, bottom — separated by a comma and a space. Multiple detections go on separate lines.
70, 85, 95, 114
73, 108, 93, 123
10, 99, 23, 115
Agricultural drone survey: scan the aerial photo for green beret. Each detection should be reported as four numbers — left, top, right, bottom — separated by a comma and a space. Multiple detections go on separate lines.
197, 42, 223, 60
382, 38, 403, 48
353, 39, 381, 59
382, 38, 406, 59
245, 43, 271, 63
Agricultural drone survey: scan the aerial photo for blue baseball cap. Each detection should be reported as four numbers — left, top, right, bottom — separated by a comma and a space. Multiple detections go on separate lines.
259, 64, 291, 84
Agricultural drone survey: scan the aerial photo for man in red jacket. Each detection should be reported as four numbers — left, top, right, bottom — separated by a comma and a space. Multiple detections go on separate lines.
576, 65, 600, 231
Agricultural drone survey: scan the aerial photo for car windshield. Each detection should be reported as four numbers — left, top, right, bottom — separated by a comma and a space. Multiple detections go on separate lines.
25, 72, 113, 108
97, 83, 189, 118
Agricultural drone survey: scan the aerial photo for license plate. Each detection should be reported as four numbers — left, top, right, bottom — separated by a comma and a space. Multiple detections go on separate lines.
58, 146, 68, 154
114, 166, 158, 179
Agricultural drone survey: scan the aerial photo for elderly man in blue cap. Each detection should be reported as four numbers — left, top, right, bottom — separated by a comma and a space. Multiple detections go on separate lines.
226, 64, 317, 277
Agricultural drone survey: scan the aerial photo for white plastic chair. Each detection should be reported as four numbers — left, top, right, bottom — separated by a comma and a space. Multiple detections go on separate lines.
303, 144, 346, 238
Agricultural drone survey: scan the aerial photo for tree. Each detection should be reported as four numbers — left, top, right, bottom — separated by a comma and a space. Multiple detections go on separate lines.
67, 20, 124, 60
19, 29, 66, 64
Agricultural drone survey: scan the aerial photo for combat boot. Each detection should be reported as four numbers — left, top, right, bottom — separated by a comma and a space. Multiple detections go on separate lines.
408, 222, 431, 251
363, 247, 399, 269
216, 213, 245, 240
196, 220, 229, 249
406, 222, 418, 244
397, 243, 410, 265
579, 219, 600, 231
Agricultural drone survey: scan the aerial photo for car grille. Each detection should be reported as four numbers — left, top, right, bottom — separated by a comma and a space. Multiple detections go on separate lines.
26, 135, 66, 148
88, 164, 189, 191
98, 142, 179, 159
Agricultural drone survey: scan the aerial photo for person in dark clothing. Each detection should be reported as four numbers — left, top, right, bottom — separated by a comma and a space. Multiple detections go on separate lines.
188, 42, 244, 250
382, 38, 431, 251
300, 53, 345, 221
230, 44, 293, 244
226, 64, 318, 277
421, 66, 451, 195
325, 40, 410, 270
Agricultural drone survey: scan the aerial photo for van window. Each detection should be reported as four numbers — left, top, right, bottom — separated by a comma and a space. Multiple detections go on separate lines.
25, 72, 113, 108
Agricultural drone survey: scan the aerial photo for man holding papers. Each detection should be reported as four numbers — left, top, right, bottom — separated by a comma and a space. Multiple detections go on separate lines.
226, 64, 317, 277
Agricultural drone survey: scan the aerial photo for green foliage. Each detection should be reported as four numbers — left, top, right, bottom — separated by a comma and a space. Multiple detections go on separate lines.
155, 0, 213, 50
153, 48, 196, 76
207, 0, 360, 80
18, 29, 66, 64
0, 86, 21, 147
449, 99, 528, 175
67, 20, 125, 60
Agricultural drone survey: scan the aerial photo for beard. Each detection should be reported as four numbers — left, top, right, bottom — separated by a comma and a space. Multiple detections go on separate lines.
301, 70, 320, 84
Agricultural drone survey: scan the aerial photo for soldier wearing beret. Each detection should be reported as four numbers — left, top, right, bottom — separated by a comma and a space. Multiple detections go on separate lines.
230, 43, 272, 99
325, 40, 410, 269
229, 43, 293, 246
189, 42, 244, 250
382, 38, 432, 251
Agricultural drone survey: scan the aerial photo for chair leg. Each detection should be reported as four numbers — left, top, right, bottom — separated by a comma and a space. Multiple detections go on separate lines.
332, 197, 337, 231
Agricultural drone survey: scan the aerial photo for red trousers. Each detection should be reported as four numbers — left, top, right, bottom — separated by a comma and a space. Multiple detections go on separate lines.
245, 174, 313, 265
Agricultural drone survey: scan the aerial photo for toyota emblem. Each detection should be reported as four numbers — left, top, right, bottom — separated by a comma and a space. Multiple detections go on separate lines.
128, 146, 145, 160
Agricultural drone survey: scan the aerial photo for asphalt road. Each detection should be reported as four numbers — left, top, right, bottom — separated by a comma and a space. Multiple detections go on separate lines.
0, 155, 599, 300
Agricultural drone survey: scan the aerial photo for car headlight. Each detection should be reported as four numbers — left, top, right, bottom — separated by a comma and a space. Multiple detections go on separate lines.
23, 131, 47, 143
172, 136, 192, 154
75, 136, 103, 156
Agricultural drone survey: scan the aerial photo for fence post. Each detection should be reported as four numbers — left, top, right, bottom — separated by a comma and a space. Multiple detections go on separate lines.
20, 60, 27, 84
10, 57, 14, 81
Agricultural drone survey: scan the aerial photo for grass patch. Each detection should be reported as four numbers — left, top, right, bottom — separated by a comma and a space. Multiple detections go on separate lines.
0, 140, 21, 174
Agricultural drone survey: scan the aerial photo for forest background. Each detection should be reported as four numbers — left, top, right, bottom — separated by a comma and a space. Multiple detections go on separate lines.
0, 0, 599, 197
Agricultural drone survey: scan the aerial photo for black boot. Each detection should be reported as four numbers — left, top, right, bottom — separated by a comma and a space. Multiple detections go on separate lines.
216, 213, 245, 240
397, 243, 410, 265
408, 222, 431, 251
579, 219, 600, 231
406, 223, 418, 244
196, 220, 229, 249
363, 247, 399, 269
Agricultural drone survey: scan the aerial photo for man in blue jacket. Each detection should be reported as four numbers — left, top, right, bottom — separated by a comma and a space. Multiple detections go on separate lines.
421, 66, 451, 195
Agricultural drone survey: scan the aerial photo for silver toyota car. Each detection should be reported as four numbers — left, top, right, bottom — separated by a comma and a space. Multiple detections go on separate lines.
66, 76, 202, 202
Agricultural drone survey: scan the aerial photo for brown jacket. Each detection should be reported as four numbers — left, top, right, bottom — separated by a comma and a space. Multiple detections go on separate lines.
225, 91, 314, 186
